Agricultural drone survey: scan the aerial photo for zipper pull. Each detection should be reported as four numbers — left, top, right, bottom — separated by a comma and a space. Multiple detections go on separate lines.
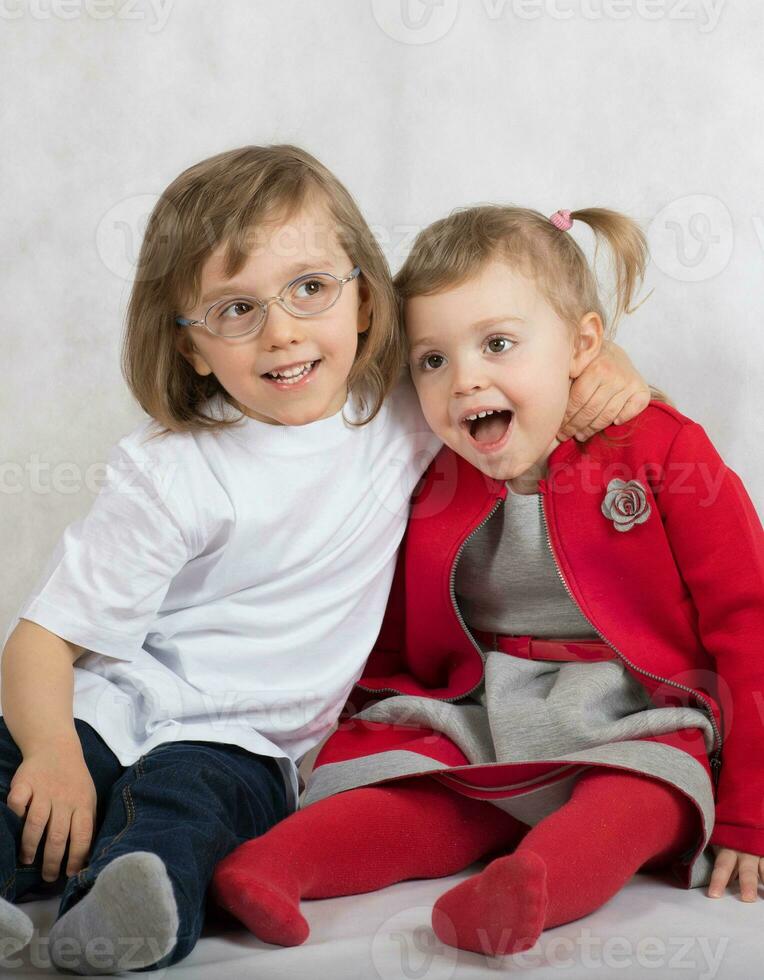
710, 754, 722, 790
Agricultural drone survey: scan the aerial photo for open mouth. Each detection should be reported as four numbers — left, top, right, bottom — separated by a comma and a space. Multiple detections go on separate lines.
262, 359, 320, 388
462, 409, 514, 451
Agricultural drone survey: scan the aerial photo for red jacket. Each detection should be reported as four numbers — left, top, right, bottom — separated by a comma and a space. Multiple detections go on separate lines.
316, 403, 764, 855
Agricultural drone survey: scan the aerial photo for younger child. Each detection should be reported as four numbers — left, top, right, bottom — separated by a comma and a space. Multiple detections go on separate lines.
212, 205, 764, 957
0, 157, 645, 974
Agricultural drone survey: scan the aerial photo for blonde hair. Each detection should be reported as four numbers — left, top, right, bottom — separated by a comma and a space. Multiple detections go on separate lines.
122, 144, 403, 434
395, 204, 670, 407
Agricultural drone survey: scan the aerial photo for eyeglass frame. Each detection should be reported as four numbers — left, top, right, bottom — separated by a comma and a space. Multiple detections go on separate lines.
175, 265, 362, 339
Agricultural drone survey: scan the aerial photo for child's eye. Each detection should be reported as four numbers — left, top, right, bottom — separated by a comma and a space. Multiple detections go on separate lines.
484, 335, 514, 354
220, 300, 255, 319
418, 353, 446, 372
294, 279, 325, 299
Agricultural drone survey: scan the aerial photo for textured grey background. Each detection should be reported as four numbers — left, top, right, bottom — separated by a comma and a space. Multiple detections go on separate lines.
1, 0, 762, 635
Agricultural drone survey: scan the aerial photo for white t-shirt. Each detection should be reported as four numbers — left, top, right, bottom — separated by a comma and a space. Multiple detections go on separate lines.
1, 376, 442, 810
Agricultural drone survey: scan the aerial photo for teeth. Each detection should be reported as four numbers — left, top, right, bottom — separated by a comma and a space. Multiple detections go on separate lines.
267, 361, 314, 382
464, 409, 501, 422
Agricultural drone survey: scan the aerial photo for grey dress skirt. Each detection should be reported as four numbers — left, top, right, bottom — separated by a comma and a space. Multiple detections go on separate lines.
303, 488, 717, 889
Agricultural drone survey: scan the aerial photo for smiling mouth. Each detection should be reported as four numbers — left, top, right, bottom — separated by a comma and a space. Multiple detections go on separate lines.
463, 409, 514, 444
262, 360, 320, 385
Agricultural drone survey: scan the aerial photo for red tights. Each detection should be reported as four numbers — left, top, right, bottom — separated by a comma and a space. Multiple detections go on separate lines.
211, 767, 698, 956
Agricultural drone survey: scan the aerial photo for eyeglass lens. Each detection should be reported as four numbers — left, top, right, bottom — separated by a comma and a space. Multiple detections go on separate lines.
206, 273, 342, 338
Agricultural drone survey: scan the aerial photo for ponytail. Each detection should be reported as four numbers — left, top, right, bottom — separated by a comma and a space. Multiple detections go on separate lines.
567, 208, 650, 335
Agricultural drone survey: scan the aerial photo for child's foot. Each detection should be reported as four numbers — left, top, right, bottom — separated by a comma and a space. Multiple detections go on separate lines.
211, 851, 309, 947
0, 896, 34, 957
48, 852, 179, 974
431, 850, 548, 957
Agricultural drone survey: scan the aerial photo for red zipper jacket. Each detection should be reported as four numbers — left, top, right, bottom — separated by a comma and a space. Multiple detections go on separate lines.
316, 403, 764, 856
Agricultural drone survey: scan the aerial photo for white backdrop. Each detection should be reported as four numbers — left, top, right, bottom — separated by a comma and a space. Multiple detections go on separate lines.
1, 0, 762, 633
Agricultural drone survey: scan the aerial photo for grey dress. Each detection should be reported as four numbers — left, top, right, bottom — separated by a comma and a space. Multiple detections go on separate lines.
304, 484, 716, 888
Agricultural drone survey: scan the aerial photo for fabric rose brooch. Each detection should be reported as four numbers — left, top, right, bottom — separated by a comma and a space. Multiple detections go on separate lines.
601, 479, 651, 533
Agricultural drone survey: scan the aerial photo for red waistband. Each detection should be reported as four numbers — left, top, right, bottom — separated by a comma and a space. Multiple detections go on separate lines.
471, 631, 618, 663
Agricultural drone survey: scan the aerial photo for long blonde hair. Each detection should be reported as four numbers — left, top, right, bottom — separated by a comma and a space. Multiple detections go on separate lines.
395, 205, 670, 407
123, 145, 403, 434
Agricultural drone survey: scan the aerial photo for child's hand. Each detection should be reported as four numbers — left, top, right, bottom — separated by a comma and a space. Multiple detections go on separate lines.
708, 843, 764, 901
558, 341, 651, 442
6, 742, 98, 882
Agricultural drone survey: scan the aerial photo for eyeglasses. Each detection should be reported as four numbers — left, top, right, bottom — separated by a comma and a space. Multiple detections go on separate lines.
175, 266, 362, 339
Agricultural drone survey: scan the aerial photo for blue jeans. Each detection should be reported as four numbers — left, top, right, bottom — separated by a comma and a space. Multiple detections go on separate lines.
0, 716, 289, 971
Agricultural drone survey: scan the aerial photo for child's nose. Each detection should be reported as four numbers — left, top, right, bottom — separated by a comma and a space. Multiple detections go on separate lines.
260, 301, 308, 349
451, 361, 486, 396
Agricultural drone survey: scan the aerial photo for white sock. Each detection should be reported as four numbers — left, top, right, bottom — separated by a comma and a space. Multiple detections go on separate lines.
0, 896, 34, 959
48, 851, 179, 975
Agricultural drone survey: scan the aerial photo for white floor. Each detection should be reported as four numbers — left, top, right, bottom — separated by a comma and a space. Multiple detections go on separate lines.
5, 867, 761, 979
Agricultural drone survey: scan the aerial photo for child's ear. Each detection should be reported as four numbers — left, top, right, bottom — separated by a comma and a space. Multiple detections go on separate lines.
356, 279, 373, 335
569, 312, 604, 379
175, 328, 213, 376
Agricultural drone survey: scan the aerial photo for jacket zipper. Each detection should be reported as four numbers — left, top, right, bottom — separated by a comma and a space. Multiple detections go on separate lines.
443, 498, 506, 702
537, 492, 723, 790
355, 498, 505, 702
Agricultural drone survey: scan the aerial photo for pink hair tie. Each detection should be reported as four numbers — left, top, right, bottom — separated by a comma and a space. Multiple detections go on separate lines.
549, 209, 573, 231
